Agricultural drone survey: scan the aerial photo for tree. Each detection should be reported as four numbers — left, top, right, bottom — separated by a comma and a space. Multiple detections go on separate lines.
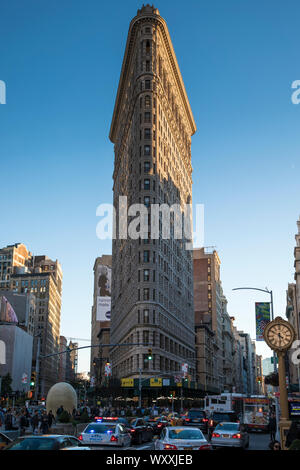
264, 372, 279, 386
1, 373, 12, 397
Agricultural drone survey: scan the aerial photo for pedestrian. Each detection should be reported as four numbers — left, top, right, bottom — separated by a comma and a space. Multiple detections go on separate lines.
56, 405, 64, 417
31, 410, 40, 434
40, 410, 49, 434
0, 408, 5, 429
48, 410, 55, 429
268, 412, 277, 442
19, 410, 28, 436
4, 409, 14, 431
285, 420, 299, 449
269, 440, 281, 450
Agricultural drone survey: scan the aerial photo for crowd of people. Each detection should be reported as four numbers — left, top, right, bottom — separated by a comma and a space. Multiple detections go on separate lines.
0, 406, 56, 435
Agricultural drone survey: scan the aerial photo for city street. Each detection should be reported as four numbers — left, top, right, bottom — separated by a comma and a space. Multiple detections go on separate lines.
85, 433, 271, 451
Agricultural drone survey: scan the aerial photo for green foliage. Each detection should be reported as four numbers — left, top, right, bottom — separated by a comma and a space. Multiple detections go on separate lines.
264, 372, 279, 386
1, 373, 12, 396
80, 410, 89, 423
58, 410, 71, 423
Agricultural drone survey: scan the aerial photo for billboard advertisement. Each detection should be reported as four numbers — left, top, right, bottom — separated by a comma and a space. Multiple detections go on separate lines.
96, 264, 111, 322
255, 302, 270, 341
0, 296, 18, 323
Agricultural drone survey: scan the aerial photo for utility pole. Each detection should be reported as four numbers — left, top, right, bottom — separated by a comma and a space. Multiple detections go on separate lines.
139, 368, 142, 409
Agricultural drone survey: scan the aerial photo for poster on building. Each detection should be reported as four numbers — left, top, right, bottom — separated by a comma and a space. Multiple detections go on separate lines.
255, 302, 270, 341
96, 263, 111, 322
96, 297, 111, 321
104, 363, 112, 377
181, 363, 188, 377
0, 296, 18, 323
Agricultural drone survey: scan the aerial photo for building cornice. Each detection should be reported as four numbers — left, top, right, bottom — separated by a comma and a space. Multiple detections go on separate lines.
109, 11, 196, 143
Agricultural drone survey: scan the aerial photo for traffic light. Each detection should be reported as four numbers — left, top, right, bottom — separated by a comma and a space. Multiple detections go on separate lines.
256, 376, 262, 383
148, 348, 152, 360
30, 371, 36, 388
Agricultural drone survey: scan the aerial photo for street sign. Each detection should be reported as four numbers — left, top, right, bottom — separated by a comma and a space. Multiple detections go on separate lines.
21, 373, 28, 384
150, 378, 162, 387
121, 378, 134, 387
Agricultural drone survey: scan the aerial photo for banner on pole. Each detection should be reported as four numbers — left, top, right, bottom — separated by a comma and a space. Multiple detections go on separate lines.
255, 302, 270, 341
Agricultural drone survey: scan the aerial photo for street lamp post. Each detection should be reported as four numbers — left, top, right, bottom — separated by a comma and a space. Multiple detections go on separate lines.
232, 287, 276, 372
232, 286, 279, 439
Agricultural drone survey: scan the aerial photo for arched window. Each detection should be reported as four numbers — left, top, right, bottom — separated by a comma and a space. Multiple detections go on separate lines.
145, 95, 151, 108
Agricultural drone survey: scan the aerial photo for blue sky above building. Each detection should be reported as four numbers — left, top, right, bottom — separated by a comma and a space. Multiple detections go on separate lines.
1, 0, 299, 370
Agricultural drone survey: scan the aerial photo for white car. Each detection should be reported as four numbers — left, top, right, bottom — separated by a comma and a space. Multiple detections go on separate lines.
79, 422, 131, 447
210, 422, 249, 449
154, 426, 211, 450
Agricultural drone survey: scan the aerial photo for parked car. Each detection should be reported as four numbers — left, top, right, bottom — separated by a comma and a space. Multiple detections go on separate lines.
4, 435, 88, 450
154, 426, 211, 450
129, 418, 153, 444
208, 411, 239, 439
79, 422, 131, 447
183, 409, 209, 433
210, 422, 249, 449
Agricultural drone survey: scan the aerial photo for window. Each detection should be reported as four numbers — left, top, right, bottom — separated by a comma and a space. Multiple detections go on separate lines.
143, 251, 150, 262
146, 61, 150, 71
144, 112, 151, 123
144, 196, 150, 208
145, 95, 151, 108
143, 288, 150, 300
143, 309, 149, 323
144, 269, 150, 281
144, 179, 150, 190
144, 128, 151, 139
144, 145, 150, 155
145, 80, 151, 90
143, 354, 149, 369
144, 162, 150, 173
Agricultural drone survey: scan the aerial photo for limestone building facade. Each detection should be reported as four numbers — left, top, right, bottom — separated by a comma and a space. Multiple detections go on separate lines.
109, 5, 196, 380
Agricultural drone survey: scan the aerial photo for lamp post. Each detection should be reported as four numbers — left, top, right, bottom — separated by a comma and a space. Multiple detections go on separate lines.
232, 287, 276, 371
232, 286, 279, 439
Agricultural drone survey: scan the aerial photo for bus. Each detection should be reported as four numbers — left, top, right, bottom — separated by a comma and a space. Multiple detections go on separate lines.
204, 393, 271, 432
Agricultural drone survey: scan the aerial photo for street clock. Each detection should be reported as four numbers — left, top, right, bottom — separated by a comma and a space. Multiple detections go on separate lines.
263, 316, 296, 352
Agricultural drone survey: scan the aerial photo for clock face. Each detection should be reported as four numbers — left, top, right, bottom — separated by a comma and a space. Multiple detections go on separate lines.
266, 323, 293, 349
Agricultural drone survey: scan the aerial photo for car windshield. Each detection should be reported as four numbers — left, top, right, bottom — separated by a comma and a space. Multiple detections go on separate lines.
6, 438, 56, 450
188, 410, 205, 417
215, 423, 239, 431
85, 424, 116, 434
168, 429, 204, 440
212, 413, 235, 421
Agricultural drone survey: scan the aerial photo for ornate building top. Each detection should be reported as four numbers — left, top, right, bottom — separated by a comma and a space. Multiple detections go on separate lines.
137, 4, 159, 16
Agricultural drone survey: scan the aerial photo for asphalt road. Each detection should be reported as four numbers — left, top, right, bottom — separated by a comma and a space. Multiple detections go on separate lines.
88, 432, 271, 451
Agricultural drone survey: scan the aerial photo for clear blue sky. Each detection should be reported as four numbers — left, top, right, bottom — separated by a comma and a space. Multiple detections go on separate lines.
1, 0, 300, 372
